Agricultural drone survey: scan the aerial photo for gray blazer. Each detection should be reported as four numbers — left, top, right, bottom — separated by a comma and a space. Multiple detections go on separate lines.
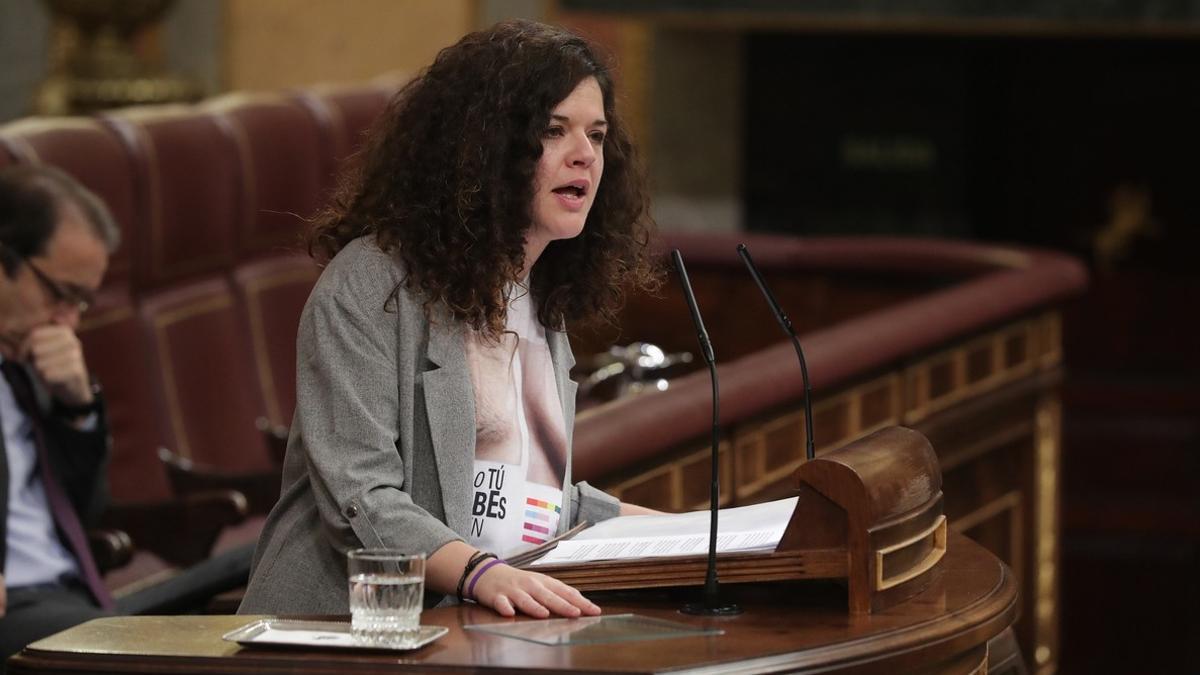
239, 238, 619, 614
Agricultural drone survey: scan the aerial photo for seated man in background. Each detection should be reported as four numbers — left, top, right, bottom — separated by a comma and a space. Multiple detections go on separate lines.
0, 165, 119, 662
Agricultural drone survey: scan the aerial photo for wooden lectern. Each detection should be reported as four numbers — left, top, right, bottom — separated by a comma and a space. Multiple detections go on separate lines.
535, 426, 947, 616
11, 427, 1022, 674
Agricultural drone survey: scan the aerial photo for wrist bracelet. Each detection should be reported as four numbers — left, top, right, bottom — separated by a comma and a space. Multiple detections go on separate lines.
456, 551, 496, 603
466, 558, 506, 601
54, 383, 103, 418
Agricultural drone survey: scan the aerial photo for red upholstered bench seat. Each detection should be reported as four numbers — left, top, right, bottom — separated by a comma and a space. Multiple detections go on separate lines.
0, 76, 404, 598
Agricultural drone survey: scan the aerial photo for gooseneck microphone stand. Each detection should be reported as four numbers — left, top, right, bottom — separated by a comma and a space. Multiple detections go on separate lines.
672, 250, 742, 616
736, 244, 815, 462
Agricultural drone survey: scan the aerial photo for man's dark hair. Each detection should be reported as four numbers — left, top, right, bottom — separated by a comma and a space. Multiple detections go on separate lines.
0, 164, 121, 277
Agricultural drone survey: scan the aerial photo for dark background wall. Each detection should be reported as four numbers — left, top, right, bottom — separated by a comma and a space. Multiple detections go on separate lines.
742, 32, 1200, 671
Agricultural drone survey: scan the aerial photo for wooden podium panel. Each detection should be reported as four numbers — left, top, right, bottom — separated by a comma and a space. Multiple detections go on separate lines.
534, 426, 948, 618
10, 532, 1015, 675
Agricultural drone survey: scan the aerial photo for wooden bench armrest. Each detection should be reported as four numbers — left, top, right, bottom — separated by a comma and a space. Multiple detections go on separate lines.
158, 447, 281, 516
101, 490, 248, 568
255, 417, 289, 465
87, 528, 134, 573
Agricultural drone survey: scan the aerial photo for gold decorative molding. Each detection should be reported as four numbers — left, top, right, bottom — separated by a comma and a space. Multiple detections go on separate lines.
1033, 393, 1062, 675
875, 515, 947, 590
78, 302, 134, 332
903, 313, 1058, 425
952, 489, 1024, 593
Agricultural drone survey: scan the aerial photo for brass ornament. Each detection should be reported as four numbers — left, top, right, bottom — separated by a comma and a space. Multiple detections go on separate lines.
35, 0, 203, 115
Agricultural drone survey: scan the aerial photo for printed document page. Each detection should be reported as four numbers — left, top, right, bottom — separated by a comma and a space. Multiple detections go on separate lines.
530, 497, 798, 566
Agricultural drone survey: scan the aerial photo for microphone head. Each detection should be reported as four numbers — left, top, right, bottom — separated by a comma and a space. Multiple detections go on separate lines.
670, 248, 684, 271
736, 243, 795, 336
670, 249, 716, 365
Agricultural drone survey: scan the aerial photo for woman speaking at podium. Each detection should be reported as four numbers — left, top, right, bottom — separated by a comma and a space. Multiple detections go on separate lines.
239, 19, 660, 619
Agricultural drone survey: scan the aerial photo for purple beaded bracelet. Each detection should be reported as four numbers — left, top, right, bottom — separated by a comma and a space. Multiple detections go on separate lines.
466, 557, 507, 601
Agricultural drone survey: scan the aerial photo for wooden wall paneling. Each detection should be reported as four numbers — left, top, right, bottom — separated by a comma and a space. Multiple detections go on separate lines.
602, 440, 734, 512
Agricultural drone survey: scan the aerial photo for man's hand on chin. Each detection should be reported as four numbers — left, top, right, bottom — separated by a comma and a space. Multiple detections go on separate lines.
25, 324, 93, 407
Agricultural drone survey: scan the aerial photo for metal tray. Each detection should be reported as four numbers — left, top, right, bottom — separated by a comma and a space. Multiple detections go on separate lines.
223, 619, 448, 651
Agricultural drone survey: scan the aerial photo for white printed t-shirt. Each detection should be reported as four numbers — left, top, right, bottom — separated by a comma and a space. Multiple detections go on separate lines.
464, 285, 568, 559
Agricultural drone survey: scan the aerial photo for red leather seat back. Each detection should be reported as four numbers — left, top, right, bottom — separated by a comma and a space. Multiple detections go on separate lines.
139, 276, 272, 471
102, 108, 242, 291
79, 286, 173, 502
205, 94, 336, 260
292, 77, 404, 168
233, 254, 320, 428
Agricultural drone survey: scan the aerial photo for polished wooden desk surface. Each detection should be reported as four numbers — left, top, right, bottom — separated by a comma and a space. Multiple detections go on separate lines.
10, 533, 1016, 674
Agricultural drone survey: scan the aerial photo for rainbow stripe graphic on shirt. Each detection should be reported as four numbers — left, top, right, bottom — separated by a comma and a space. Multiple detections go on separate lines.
522, 497, 561, 545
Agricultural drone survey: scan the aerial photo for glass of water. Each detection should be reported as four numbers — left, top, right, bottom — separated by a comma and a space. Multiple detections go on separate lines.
347, 549, 426, 647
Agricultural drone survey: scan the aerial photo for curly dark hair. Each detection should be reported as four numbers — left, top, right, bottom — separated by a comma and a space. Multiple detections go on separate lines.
310, 19, 660, 337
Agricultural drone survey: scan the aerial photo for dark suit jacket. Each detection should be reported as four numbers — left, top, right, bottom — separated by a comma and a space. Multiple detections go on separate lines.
1, 370, 254, 618
0, 367, 110, 583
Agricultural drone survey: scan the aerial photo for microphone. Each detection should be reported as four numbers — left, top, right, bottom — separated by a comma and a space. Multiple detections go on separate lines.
736, 243, 815, 461
671, 249, 741, 616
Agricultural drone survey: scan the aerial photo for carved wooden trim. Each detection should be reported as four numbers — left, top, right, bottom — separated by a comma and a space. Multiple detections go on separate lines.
903, 312, 1058, 425
876, 515, 947, 590
598, 312, 1061, 510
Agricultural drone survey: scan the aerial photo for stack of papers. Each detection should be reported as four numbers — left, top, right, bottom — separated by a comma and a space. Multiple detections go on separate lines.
530, 497, 798, 566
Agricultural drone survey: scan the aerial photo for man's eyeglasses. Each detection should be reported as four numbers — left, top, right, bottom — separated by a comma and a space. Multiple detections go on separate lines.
25, 259, 93, 314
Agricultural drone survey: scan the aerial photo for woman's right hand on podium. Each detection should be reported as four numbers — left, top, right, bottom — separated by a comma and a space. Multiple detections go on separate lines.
428, 540, 599, 618
471, 564, 601, 618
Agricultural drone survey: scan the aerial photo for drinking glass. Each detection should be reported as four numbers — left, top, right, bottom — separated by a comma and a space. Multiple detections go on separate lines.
347, 549, 426, 647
